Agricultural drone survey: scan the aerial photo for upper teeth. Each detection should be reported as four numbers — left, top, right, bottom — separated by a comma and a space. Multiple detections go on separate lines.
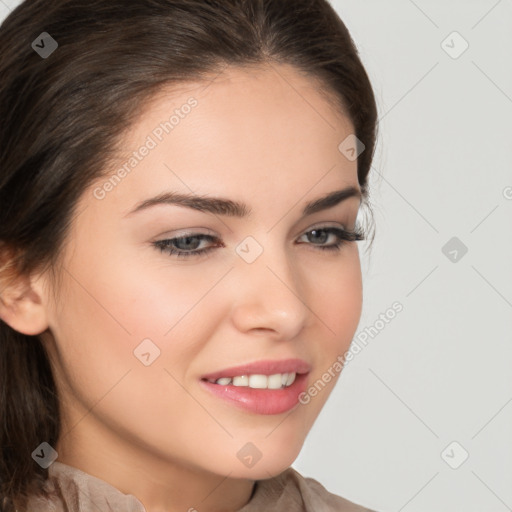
209, 373, 296, 389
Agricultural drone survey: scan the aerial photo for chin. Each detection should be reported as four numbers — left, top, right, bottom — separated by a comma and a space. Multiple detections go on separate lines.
222, 443, 302, 480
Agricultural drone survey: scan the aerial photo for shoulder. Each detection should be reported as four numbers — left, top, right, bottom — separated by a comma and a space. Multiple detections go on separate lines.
240, 466, 376, 512
25, 461, 145, 512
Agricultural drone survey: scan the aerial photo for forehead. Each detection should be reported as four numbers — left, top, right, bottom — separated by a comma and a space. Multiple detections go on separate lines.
123, 62, 354, 153
85, 63, 359, 218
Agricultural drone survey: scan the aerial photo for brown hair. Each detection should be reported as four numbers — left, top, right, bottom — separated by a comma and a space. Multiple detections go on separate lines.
0, 0, 377, 509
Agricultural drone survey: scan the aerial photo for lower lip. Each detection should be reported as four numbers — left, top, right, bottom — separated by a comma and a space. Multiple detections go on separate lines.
199, 373, 309, 415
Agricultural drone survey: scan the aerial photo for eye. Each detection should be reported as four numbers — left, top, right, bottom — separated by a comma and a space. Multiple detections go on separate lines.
297, 226, 365, 252
153, 233, 221, 259
152, 225, 365, 259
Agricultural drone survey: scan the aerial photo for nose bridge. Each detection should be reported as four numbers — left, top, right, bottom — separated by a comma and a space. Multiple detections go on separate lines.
229, 232, 310, 337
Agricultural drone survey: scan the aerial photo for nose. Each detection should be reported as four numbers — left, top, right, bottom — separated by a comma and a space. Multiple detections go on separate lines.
228, 240, 311, 340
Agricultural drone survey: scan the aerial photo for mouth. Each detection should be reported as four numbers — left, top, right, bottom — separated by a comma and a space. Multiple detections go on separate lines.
199, 359, 311, 415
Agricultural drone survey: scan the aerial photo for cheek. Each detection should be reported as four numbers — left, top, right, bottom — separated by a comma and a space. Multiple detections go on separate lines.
99, 240, 231, 336
45, 247, 188, 399
310, 245, 363, 351
296, 247, 362, 416
48, 253, 225, 452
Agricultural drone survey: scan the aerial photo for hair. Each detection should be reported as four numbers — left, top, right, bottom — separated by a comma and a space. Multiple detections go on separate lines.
0, 0, 378, 509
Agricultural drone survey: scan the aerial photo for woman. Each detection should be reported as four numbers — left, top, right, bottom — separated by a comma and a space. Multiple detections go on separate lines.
0, 0, 378, 510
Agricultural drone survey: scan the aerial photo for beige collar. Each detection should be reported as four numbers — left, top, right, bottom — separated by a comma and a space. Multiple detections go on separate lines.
25, 461, 373, 511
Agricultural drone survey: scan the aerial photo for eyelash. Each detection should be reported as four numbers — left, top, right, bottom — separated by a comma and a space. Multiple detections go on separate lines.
152, 225, 366, 260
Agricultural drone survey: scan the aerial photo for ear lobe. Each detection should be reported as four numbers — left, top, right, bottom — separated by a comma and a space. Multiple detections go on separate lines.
0, 253, 50, 336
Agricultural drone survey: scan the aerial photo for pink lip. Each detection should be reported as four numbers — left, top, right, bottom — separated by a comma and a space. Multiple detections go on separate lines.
200, 358, 312, 381
199, 358, 312, 415
199, 372, 310, 415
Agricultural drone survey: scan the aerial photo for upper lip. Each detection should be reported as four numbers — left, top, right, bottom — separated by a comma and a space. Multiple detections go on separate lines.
201, 358, 312, 380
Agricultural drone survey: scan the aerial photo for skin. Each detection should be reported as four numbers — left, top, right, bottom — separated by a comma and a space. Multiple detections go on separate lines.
0, 62, 364, 512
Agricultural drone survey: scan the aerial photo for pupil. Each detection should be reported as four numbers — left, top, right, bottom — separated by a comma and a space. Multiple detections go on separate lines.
177, 236, 199, 250
310, 229, 327, 243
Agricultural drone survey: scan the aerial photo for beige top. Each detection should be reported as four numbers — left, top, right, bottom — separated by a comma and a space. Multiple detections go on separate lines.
25, 461, 375, 511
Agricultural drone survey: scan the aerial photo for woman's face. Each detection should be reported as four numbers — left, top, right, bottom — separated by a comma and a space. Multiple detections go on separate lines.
38, 63, 363, 481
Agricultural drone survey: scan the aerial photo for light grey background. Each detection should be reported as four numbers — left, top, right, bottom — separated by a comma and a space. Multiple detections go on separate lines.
1, 1, 511, 511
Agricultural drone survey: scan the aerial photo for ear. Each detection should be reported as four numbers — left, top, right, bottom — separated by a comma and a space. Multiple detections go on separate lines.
0, 248, 50, 336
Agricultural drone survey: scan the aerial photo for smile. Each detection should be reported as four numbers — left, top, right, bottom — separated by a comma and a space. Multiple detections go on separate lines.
204, 372, 297, 389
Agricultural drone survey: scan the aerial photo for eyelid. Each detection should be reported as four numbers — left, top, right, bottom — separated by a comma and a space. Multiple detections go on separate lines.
305, 220, 347, 230
156, 221, 350, 242
152, 226, 217, 240
298, 220, 350, 236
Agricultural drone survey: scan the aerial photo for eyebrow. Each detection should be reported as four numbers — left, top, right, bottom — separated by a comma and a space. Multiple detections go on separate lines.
124, 185, 361, 218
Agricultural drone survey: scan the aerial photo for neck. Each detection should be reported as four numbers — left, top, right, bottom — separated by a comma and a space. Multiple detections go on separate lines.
56, 419, 256, 512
